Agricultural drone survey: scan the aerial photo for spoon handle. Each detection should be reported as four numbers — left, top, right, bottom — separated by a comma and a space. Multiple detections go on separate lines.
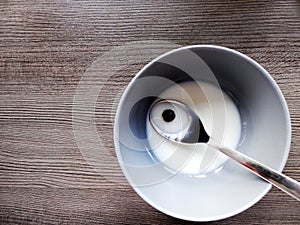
208, 142, 300, 201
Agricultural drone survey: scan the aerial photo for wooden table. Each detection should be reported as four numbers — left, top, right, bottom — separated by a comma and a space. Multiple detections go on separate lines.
1, 0, 299, 224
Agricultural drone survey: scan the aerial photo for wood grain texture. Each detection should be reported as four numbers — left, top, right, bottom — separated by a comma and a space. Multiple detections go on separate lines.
0, 0, 299, 224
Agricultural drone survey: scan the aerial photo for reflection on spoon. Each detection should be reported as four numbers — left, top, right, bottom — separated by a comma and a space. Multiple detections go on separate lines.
149, 99, 300, 201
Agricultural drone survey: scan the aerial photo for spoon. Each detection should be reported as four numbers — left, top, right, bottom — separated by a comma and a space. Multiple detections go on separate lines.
149, 99, 300, 201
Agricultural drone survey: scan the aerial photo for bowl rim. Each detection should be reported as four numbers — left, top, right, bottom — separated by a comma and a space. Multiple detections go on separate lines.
114, 44, 291, 221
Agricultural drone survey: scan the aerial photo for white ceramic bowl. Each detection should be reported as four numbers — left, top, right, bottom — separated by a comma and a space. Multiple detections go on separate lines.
114, 45, 291, 221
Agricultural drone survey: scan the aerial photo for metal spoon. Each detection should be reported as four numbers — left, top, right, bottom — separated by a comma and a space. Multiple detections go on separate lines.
149, 99, 300, 201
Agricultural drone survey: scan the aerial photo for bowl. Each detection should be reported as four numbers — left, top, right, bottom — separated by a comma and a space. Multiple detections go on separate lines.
114, 45, 291, 221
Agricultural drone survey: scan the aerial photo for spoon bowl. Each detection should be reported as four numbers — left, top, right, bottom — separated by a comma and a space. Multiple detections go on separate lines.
149, 99, 209, 144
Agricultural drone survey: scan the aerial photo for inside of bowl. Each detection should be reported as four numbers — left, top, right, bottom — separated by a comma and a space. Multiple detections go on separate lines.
114, 46, 291, 221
